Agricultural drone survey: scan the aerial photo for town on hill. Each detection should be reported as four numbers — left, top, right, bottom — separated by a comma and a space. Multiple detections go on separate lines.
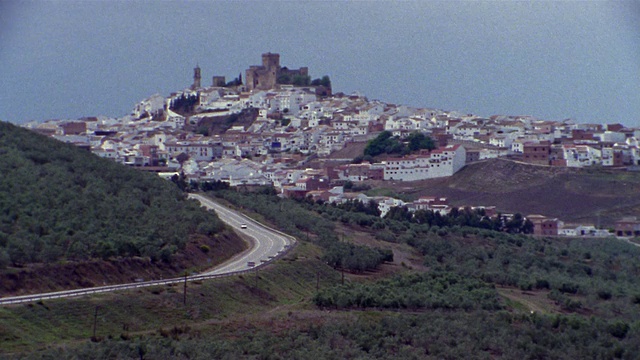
21, 52, 640, 237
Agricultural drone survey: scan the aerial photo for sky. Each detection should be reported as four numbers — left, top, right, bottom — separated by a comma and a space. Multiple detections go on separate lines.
1, 1, 639, 127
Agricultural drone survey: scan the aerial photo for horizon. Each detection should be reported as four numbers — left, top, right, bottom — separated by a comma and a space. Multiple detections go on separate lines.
1, 1, 639, 127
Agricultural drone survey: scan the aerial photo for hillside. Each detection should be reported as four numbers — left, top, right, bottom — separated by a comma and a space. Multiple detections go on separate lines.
392, 158, 640, 226
192, 108, 259, 135
0, 121, 246, 295
3, 190, 640, 358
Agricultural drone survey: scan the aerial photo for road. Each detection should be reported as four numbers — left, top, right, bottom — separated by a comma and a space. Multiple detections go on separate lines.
188, 193, 293, 274
0, 194, 294, 306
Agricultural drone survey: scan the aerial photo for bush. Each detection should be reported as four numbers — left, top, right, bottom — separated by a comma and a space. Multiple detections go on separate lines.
559, 283, 579, 294
535, 279, 550, 290
597, 290, 612, 300
608, 321, 630, 339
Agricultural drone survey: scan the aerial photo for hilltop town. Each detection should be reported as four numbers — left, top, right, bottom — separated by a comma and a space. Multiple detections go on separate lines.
23, 53, 640, 237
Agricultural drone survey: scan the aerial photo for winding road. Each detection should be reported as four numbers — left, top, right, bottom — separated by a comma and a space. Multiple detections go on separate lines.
188, 193, 293, 275
0, 194, 294, 306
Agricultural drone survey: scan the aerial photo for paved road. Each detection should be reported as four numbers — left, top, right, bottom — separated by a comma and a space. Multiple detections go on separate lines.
188, 193, 293, 274
0, 194, 294, 306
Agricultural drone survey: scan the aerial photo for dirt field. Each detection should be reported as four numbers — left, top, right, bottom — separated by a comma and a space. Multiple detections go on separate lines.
371, 158, 640, 226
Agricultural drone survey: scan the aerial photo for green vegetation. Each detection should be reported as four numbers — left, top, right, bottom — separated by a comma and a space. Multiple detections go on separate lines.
0, 122, 225, 267
310, 75, 331, 88
4, 241, 639, 358
323, 242, 392, 272
3, 129, 640, 358
293, 195, 640, 319
278, 74, 311, 86
308, 198, 532, 234
169, 93, 199, 115
211, 188, 392, 272
314, 271, 502, 310
277, 74, 331, 88
212, 190, 640, 319
363, 130, 435, 158
224, 73, 243, 87
11, 311, 639, 359
0, 241, 340, 355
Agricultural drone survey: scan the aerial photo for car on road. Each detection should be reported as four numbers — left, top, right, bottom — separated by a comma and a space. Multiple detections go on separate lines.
240, 223, 247, 229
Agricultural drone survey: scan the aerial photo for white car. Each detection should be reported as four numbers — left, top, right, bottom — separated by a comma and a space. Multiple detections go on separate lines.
240, 223, 247, 229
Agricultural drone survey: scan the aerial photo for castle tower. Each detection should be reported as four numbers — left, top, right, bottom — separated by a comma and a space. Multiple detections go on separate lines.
192, 65, 201, 89
212, 76, 226, 87
262, 53, 280, 71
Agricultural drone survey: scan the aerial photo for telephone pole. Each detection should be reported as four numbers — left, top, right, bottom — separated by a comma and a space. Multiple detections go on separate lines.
92, 306, 99, 339
255, 266, 259, 288
183, 273, 188, 306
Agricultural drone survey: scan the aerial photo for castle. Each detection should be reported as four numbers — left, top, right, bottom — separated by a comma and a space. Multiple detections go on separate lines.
191, 65, 226, 89
245, 53, 308, 91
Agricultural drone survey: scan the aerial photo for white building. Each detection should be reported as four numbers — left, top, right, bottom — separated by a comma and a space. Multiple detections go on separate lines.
382, 145, 466, 181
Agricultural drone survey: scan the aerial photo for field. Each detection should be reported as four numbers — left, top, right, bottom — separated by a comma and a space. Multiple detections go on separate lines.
378, 158, 640, 226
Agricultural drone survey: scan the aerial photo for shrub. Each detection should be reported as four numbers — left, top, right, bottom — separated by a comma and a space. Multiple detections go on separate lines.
597, 290, 612, 300
608, 321, 630, 339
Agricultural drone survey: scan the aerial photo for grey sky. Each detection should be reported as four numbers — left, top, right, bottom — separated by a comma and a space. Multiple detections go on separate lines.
1, 1, 639, 126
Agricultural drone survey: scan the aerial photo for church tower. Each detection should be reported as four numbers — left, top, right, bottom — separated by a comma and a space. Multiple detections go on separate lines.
192, 65, 201, 89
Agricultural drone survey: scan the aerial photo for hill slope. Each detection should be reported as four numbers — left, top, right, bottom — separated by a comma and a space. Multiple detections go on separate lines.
0, 121, 245, 294
400, 158, 640, 226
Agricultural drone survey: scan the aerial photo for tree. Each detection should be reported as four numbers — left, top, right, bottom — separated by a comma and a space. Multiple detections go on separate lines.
277, 74, 291, 84
171, 172, 188, 192
406, 132, 436, 152
311, 75, 331, 88
320, 75, 331, 88
505, 213, 524, 233
522, 219, 534, 234
195, 126, 209, 136
343, 180, 354, 190
364, 131, 435, 158
364, 131, 395, 157
292, 75, 311, 86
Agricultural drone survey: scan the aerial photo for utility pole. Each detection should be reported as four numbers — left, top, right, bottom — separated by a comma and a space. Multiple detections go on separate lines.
183, 273, 188, 306
316, 271, 320, 292
255, 266, 259, 288
92, 306, 99, 339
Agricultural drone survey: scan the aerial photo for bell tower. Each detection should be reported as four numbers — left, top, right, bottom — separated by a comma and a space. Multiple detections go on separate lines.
192, 65, 201, 89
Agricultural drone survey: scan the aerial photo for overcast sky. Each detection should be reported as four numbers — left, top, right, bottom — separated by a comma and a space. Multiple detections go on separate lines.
1, 1, 639, 126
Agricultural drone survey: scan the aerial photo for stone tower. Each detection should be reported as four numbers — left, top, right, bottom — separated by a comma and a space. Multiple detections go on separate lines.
262, 52, 280, 71
212, 76, 226, 87
246, 52, 308, 91
192, 65, 201, 89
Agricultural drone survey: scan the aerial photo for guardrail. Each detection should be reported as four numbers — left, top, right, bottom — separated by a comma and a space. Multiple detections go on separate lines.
0, 197, 298, 306
0, 240, 297, 306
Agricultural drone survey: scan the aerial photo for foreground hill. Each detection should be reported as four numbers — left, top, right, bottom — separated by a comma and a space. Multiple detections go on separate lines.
399, 158, 640, 226
3, 189, 640, 358
0, 121, 245, 295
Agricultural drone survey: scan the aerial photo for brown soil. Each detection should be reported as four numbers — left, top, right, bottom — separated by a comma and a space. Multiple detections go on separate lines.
0, 230, 247, 297
327, 141, 368, 160
369, 158, 640, 226
195, 108, 259, 135
497, 287, 559, 314
335, 223, 427, 281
